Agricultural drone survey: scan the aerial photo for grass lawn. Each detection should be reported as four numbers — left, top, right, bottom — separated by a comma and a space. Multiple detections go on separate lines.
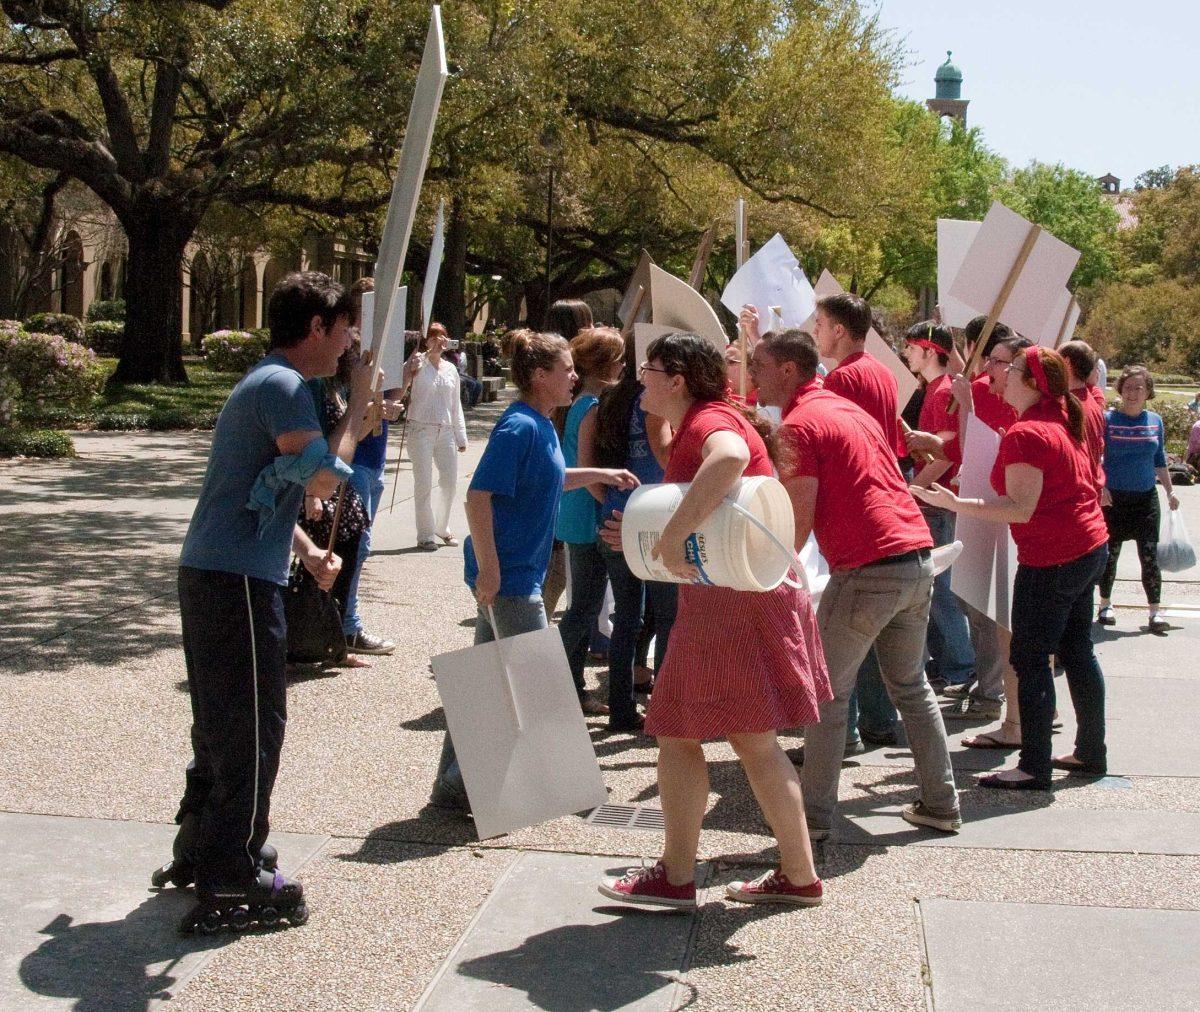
18, 356, 240, 431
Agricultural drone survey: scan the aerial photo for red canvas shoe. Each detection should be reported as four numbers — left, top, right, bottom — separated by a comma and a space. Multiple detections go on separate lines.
598, 861, 696, 909
725, 869, 823, 907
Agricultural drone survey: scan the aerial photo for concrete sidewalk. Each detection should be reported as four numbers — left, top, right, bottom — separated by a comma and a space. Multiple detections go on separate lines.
3, 398, 1200, 1010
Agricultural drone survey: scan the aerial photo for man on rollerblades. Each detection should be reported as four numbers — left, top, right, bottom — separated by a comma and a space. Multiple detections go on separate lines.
158, 271, 376, 935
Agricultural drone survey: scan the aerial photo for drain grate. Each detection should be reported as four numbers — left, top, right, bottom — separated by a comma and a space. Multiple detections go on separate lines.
584, 803, 666, 832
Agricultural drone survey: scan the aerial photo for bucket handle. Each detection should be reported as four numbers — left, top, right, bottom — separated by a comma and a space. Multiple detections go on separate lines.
727, 502, 811, 592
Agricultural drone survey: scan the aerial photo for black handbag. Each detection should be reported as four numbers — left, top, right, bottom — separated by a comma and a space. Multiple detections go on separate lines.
284, 560, 347, 665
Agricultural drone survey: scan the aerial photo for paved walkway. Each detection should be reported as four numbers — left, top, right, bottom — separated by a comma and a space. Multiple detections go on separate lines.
3, 398, 1200, 1010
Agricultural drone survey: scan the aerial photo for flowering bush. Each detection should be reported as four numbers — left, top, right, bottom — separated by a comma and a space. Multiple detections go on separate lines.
0, 319, 21, 335
0, 330, 105, 410
1157, 399, 1193, 445
83, 320, 125, 356
23, 311, 85, 344
202, 329, 268, 373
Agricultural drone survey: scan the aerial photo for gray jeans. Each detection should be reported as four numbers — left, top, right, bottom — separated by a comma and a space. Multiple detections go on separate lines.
801, 554, 958, 832
432, 594, 547, 804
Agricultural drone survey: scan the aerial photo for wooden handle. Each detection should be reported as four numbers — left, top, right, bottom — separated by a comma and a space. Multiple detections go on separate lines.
1053, 296, 1078, 349
899, 418, 934, 465
688, 224, 716, 290
949, 222, 1042, 414
324, 481, 346, 560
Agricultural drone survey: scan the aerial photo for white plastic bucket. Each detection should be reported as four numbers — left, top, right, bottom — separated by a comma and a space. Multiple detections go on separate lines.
621, 476, 798, 591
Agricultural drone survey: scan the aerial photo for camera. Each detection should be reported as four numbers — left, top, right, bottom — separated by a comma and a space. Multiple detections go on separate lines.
445, 339, 460, 351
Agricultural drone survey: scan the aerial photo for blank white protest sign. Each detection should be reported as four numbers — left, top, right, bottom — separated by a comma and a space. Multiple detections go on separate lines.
951, 414, 1017, 629
649, 264, 727, 353
379, 287, 408, 389
421, 199, 446, 336
369, 6, 448, 372
947, 201, 1080, 340
936, 218, 982, 329
633, 322, 683, 371
720, 233, 817, 334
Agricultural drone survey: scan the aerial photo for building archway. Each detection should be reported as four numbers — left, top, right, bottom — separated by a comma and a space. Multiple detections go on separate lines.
59, 231, 85, 318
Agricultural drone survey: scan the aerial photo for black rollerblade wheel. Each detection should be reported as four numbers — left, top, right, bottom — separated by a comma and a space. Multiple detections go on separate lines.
286, 903, 310, 928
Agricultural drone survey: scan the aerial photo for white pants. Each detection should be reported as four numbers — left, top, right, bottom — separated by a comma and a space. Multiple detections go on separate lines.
410, 422, 459, 541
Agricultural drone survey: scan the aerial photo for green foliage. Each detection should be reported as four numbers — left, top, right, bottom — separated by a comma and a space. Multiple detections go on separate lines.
1134, 166, 1173, 191
201, 330, 268, 373
995, 163, 1120, 288
1082, 279, 1200, 375
86, 299, 126, 323
23, 312, 85, 344
0, 427, 75, 458
0, 330, 105, 409
1156, 399, 1194, 445
83, 320, 125, 356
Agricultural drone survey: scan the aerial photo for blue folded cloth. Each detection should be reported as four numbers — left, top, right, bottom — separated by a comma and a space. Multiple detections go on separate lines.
247, 438, 354, 536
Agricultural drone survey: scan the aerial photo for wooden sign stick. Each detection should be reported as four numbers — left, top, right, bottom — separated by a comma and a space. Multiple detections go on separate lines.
325, 482, 347, 561
899, 418, 934, 466
688, 224, 716, 290
949, 223, 1042, 414
739, 202, 750, 268
1053, 296, 1079, 350
386, 412, 410, 514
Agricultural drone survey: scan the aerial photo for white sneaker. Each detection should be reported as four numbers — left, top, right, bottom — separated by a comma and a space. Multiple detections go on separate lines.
901, 802, 961, 833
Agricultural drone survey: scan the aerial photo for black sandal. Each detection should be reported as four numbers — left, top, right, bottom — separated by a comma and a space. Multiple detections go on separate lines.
1051, 757, 1107, 777
978, 772, 1051, 791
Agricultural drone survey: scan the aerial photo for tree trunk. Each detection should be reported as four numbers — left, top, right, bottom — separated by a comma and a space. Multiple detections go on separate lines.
432, 196, 468, 340
111, 207, 194, 384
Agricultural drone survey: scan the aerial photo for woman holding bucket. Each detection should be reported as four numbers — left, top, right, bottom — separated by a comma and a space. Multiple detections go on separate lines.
429, 329, 638, 811
598, 332, 831, 908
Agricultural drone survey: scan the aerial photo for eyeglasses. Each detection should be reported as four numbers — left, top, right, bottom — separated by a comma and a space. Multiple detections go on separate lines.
984, 356, 1013, 370
638, 362, 672, 377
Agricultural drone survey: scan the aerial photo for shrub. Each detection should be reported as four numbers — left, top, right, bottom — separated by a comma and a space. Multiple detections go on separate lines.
0, 319, 21, 335
1157, 399, 1194, 445
202, 329, 267, 373
0, 330, 105, 409
23, 311, 85, 344
0, 366, 19, 425
86, 299, 126, 323
0, 427, 76, 458
83, 320, 125, 356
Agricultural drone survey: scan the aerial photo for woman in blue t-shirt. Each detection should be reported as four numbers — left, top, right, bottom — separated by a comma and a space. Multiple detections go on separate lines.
430, 328, 637, 811
1097, 365, 1179, 633
555, 327, 628, 714
590, 339, 676, 733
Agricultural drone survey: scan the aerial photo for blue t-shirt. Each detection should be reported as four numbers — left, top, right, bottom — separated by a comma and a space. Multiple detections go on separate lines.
464, 402, 565, 596
601, 391, 664, 524
1103, 408, 1166, 492
181, 354, 323, 584
555, 394, 600, 544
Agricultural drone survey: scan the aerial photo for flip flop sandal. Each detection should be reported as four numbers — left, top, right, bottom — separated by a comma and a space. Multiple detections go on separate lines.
1051, 757, 1107, 776
962, 731, 1020, 749
978, 772, 1051, 791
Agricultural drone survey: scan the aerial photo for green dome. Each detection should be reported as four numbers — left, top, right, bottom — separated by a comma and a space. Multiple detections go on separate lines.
934, 51, 963, 99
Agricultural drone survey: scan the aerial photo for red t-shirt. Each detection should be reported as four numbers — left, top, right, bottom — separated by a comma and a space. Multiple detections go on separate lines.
918, 373, 960, 481
1088, 383, 1107, 411
664, 399, 772, 483
823, 350, 905, 458
780, 381, 932, 571
1074, 386, 1106, 488
971, 374, 1017, 433
990, 398, 1108, 567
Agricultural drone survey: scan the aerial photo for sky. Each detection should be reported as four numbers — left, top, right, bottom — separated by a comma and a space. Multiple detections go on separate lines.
873, 0, 1200, 187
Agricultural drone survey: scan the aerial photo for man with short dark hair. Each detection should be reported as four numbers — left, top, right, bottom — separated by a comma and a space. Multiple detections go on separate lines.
162, 270, 376, 934
749, 329, 959, 839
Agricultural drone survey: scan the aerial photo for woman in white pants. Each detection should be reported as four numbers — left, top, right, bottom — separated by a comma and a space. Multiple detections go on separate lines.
403, 323, 468, 550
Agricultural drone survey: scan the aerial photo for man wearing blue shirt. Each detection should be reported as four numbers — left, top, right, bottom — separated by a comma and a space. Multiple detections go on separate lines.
165, 271, 375, 934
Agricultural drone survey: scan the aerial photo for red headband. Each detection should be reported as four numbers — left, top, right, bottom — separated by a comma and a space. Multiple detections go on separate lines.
907, 338, 945, 356
1025, 348, 1051, 397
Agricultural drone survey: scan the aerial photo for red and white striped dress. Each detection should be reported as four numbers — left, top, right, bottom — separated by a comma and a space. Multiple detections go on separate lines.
644, 400, 831, 740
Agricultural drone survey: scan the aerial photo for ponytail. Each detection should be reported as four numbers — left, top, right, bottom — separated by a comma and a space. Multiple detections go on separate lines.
503, 328, 569, 395
1024, 347, 1085, 443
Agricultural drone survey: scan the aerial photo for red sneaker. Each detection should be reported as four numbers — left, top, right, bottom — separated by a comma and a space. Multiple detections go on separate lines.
598, 861, 696, 909
725, 869, 823, 907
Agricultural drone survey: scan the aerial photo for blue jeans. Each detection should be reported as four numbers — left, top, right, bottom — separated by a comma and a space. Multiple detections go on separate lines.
432, 594, 548, 804
1010, 545, 1108, 784
855, 647, 899, 737
599, 540, 677, 724
342, 463, 385, 636
558, 540, 609, 697
923, 507, 975, 684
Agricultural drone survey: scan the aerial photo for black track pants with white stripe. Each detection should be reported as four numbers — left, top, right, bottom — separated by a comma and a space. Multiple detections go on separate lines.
177, 566, 287, 896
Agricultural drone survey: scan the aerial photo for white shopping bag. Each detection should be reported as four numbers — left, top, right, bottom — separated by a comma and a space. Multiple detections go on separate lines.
432, 610, 608, 840
1158, 507, 1197, 573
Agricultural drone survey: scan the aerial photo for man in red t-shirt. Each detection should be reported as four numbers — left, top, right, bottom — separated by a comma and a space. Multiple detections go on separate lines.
1058, 340, 1107, 492
749, 329, 959, 840
813, 292, 906, 459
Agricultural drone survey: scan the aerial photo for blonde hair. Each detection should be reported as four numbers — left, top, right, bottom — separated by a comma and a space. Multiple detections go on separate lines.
569, 326, 625, 386
502, 328, 569, 394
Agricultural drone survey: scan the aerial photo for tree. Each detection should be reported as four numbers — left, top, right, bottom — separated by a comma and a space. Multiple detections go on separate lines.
0, 155, 68, 319
0, 1, 394, 381
1134, 165, 1173, 191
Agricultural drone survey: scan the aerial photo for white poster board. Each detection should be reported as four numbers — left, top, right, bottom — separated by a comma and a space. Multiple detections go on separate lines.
809, 270, 918, 410
633, 322, 683, 370
359, 290, 374, 349
617, 250, 654, 326
947, 201, 1081, 341
433, 624, 609, 840
421, 199, 446, 335
649, 264, 727, 353
370, 6, 448, 370
950, 415, 1017, 629
936, 218, 982, 329
1041, 288, 1081, 348
380, 286, 408, 389
720, 233, 817, 336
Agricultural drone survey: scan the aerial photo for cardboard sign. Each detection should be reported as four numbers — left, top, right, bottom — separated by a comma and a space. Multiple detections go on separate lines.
633, 322, 683, 371
421, 199, 446, 335
649, 264, 727, 353
359, 290, 375, 349
936, 218, 982, 329
947, 201, 1081, 340
433, 622, 609, 840
1043, 288, 1081, 348
370, 6, 449, 370
617, 250, 654, 327
950, 415, 1017, 629
380, 286, 409, 389
720, 233, 817, 337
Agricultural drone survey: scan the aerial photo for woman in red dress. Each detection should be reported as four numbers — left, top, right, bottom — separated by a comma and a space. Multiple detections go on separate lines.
598, 332, 831, 909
